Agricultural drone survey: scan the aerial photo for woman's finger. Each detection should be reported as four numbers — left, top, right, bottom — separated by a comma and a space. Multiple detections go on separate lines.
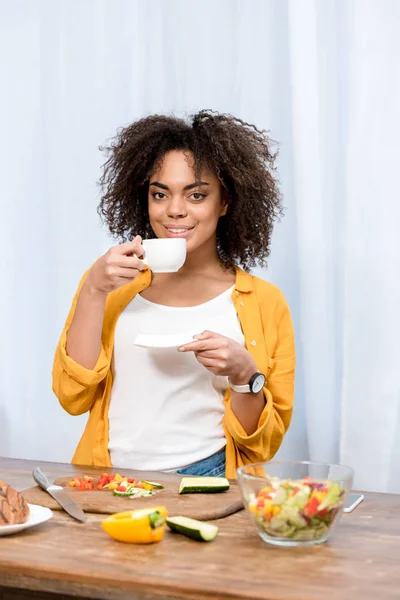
193, 330, 220, 341
179, 338, 221, 353
115, 254, 145, 268
117, 236, 143, 254
194, 349, 226, 360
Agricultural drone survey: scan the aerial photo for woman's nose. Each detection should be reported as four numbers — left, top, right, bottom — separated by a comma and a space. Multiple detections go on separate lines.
166, 197, 187, 218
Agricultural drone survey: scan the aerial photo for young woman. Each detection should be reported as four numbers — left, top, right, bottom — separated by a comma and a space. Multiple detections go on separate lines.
52, 110, 295, 478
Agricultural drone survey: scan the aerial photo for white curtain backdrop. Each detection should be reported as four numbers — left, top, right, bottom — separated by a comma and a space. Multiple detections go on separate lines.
1, 0, 399, 492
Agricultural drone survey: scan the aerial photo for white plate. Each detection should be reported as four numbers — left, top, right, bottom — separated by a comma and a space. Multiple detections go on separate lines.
134, 332, 198, 349
0, 503, 53, 536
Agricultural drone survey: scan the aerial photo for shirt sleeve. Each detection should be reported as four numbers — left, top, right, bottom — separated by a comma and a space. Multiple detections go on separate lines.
223, 289, 295, 463
52, 269, 111, 416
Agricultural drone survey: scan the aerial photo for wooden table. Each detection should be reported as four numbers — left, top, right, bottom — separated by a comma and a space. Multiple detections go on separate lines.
1, 457, 399, 600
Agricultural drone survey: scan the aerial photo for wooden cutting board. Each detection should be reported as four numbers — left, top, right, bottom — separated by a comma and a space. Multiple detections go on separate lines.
21, 476, 244, 521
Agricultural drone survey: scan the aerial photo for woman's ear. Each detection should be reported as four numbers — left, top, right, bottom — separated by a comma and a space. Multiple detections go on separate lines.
220, 188, 230, 216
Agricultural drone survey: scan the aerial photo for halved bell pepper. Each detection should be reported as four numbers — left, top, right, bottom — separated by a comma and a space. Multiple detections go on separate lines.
102, 507, 168, 544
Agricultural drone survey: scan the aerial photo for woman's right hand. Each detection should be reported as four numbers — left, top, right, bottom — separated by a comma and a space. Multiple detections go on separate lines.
85, 236, 145, 296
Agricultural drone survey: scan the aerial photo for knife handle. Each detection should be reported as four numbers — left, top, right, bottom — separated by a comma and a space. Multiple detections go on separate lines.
33, 467, 53, 491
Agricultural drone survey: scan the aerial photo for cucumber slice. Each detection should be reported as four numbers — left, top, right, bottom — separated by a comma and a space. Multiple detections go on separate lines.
129, 488, 153, 497
113, 489, 133, 497
178, 477, 230, 494
271, 487, 288, 506
113, 488, 153, 497
140, 480, 164, 489
167, 516, 219, 541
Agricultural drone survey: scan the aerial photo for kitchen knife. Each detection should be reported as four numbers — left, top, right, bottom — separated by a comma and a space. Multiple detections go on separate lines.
32, 467, 86, 522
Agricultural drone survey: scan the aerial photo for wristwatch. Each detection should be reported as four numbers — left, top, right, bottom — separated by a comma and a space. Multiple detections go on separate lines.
229, 372, 266, 394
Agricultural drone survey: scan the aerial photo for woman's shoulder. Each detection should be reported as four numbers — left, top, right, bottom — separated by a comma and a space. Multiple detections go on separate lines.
252, 274, 283, 296
236, 268, 287, 305
249, 275, 293, 331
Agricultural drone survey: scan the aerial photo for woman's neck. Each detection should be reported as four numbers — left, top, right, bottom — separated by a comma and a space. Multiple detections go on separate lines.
147, 248, 236, 307
150, 242, 235, 295
177, 240, 225, 277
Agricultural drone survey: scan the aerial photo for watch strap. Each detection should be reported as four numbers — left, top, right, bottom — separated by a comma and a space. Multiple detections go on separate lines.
229, 372, 266, 394
229, 381, 251, 393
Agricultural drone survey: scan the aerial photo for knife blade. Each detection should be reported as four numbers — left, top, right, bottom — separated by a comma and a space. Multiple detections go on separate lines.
32, 467, 86, 522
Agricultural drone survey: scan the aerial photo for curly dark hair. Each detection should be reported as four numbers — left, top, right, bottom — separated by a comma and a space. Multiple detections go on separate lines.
98, 110, 282, 269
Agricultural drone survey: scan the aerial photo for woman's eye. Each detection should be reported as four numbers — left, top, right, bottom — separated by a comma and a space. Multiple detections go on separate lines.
190, 192, 205, 201
153, 192, 166, 200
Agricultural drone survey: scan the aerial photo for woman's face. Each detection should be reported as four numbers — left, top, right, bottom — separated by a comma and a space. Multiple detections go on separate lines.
147, 150, 227, 255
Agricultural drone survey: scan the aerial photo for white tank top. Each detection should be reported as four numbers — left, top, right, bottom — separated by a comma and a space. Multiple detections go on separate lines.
108, 286, 244, 471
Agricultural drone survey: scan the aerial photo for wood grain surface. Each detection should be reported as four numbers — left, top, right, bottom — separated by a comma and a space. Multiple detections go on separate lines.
1, 457, 400, 600
22, 475, 244, 521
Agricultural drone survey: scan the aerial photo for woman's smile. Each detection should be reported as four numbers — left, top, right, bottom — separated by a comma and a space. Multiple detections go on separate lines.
162, 224, 195, 238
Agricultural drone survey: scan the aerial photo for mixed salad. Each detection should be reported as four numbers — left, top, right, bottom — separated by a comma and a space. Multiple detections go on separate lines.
249, 476, 345, 542
68, 473, 163, 498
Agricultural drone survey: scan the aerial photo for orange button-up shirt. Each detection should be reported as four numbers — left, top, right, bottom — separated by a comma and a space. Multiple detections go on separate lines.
52, 267, 295, 478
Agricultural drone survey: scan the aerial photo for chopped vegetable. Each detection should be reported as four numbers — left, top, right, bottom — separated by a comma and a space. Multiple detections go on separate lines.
113, 487, 153, 498
141, 480, 164, 490
102, 507, 168, 544
68, 476, 95, 490
66, 474, 163, 498
249, 477, 345, 542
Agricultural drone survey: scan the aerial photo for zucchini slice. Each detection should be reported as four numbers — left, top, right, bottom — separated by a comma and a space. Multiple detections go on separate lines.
178, 476, 230, 494
140, 480, 164, 489
167, 516, 219, 541
113, 488, 153, 497
112, 490, 133, 497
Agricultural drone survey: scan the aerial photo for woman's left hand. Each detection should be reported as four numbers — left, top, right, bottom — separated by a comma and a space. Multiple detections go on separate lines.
178, 330, 257, 384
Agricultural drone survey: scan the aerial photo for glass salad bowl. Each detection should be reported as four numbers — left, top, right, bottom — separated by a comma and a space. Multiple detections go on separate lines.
237, 461, 354, 547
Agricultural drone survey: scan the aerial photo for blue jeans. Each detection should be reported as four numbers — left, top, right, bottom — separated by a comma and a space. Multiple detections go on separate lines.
176, 447, 226, 477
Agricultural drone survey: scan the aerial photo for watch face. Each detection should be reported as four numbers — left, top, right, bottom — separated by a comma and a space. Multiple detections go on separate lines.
250, 373, 266, 393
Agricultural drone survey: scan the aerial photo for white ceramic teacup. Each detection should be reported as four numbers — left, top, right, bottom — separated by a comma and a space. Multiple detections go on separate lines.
141, 238, 187, 273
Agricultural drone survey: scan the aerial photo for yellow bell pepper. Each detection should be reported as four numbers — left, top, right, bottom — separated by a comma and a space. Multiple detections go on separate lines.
102, 507, 167, 544
311, 490, 326, 503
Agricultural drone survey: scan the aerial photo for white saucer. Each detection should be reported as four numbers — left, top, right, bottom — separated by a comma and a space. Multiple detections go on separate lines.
0, 504, 53, 536
133, 332, 198, 349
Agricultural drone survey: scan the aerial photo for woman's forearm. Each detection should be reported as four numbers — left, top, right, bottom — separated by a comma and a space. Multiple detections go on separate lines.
66, 281, 107, 370
230, 389, 265, 435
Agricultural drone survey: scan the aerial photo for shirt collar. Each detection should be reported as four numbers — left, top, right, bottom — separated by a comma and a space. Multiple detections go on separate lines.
234, 266, 253, 293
